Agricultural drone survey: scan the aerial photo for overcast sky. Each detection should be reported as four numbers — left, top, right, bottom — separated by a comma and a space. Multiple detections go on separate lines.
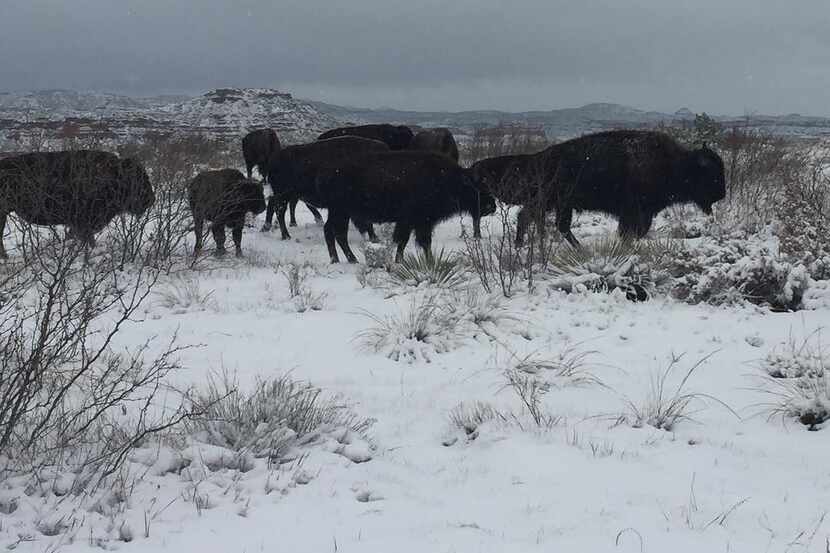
2, 0, 829, 115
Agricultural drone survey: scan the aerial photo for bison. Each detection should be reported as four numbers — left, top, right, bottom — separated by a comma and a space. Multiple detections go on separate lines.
317, 124, 414, 151
408, 127, 459, 162
265, 136, 390, 240
286, 150, 496, 263
0, 150, 154, 258
188, 168, 265, 257
242, 128, 322, 229
543, 130, 726, 248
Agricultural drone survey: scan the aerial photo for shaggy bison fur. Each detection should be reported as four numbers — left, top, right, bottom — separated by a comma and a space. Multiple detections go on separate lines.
543, 130, 726, 247
0, 150, 154, 258
242, 128, 280, 181
188, 168, 265, 257
242, 128, 322, 228
301, 150, 496, 263
266, 136, 390, 240
408, 127, 460, 162
317, 124, 414, 151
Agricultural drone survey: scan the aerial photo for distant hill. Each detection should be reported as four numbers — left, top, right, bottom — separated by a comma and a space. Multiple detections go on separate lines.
0, 88, 340, 149
307, 99, 830, 140
1, 88, 829, 152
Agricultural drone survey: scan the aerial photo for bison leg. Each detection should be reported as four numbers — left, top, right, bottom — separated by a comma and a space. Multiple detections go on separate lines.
555, 206, 581, 249
414, 223, 434, 261
193, 215, 205, 255
306, 203, 324, 225
618, 210, 653, 242
515, 207, 532, 247
352, 219, 378, 243
231, 219, 244, 257
0, 211, 8, 259
472, 214, 482, 239
323, 213, 341, 263
211, 223, 227, 256
392, 223, 413, 263
276, 199, 292, 240
332, 214, 358, 264
289, 199, 299, 227
261, 197, 275, 232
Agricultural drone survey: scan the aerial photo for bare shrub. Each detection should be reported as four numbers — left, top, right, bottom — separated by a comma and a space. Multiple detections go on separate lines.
463, 208, 524, 297
108, 136, 233, 272
460, 124, 550, 166
0, 224, 193, 486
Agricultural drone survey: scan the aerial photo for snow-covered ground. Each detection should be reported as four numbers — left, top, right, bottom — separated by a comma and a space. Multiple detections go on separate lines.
3, 209, 830, 553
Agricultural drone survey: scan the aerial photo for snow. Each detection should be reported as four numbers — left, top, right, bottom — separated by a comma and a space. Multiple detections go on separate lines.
3, 211, 830, 552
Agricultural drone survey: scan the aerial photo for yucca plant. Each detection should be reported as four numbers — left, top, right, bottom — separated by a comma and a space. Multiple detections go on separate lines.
547, 236, 680, 299
390, 248, 468, 288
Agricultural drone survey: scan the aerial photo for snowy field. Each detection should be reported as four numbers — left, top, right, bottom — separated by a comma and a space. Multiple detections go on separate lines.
3, 205, 830, 553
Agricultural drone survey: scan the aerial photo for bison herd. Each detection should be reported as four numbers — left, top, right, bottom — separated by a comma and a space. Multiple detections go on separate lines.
0, 122, 726, 263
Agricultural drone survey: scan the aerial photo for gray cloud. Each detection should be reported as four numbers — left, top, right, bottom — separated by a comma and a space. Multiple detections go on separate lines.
2, 0, 829, 115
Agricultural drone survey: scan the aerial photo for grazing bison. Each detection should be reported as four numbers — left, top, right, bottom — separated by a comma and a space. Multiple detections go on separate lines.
265, 136, 390, 240
294, 150, 496, 263
408, 127, 459, 162
242, 128, 322, 228
242, 128, 280, 181
0, 150, 154, 258
188, 169, 265, 257
317, 124, 414, 151
543, 130, 726, 248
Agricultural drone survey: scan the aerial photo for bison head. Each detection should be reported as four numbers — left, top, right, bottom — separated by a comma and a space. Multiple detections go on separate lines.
119, 158, 155, 215
239, 179, 267, 216
463, 169, 498, 218
687, 146, 726, 215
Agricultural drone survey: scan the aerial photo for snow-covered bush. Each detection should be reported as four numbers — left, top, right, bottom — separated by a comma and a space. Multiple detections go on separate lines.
355, 293, 462, 363
547, 237, 677, 301
390, 249, 468, 288
757, 330, 830, 430
669, 235, 809, 311
187, 373, 374, 460
363, 242, 394, 270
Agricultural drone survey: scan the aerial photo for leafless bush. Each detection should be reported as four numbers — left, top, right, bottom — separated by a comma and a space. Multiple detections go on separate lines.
0, 223, 194, 487
460, 124, 550, 166
463, 206, 524, 298
108, 136, 235, 272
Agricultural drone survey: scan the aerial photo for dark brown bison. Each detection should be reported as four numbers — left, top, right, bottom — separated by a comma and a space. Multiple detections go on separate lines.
317, 124, 414, 151
265, 136, 390, 240
0, 150, 154, 258
408, 128, 459, 162
242, 128, 322, 228
472, 130, 726, 248
285, 150, 496, 263
188, 168, 265, 257
543, 130, 726, 247
242, 128, 280, 181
